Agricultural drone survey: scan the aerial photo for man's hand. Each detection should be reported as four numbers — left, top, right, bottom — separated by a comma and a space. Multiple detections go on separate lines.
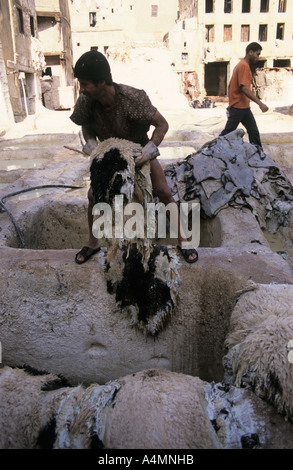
82, 138, 98, 156
241, 85, 269, 113
259, 102, 269, 113
135, 141, 160, 168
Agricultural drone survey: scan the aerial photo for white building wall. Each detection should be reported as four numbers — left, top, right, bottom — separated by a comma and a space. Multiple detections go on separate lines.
0, 41, 14, 129
170, 0, 293, 98
70, 0, 179, 62
201, 0, 293, 68
1, 0, 43, 122
35, 0, 75, 110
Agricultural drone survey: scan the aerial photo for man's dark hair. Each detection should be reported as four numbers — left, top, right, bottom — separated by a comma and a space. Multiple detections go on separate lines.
246, 42, 262, 55
92, 78, 113, 86
74, 50, 113, 84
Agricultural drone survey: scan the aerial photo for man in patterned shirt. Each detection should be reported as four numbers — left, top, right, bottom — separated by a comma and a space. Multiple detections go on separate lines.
71, 50, 198, 264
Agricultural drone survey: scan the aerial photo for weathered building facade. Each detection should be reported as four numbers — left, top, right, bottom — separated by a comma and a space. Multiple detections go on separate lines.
35, 0, 75, 109
0, 3, 14, 130
69, 0, 179, 62
0, 0, 44, 127
170, 0, 293, 100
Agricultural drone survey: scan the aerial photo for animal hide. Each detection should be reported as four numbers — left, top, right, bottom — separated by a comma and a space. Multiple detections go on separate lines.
2, 366, 293, 449
90, 138, 180, 335
90, 138, 155, 266
223, 284, 293, 420
164, 129, 293, 231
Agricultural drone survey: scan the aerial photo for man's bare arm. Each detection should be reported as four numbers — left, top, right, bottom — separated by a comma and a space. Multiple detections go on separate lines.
134, 111, 169, 167
241, 85, 269, 113
82, 125, 96, 141
149, 110, 169, 146
81, 126, 97, 155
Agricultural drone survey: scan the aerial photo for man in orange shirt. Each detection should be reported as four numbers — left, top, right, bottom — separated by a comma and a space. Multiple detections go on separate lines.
220, 42, 268, 149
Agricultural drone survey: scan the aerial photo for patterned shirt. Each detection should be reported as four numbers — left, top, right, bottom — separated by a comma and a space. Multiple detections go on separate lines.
70, 83, 157, 146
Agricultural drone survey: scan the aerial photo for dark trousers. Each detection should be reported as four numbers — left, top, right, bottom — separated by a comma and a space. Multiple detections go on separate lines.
219, 106, 262, 149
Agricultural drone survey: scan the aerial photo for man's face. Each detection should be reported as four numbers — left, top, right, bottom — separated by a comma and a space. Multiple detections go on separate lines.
78, 79, 103, 100
248, 49, 261, 65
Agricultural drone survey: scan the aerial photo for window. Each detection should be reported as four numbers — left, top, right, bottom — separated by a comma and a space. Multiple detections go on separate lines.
151, 5, 158, 17
30, 16, 35, 37
181, 52, 188, 61
205, 24, 215, 42
224, 1, 232, 13
242, 0, 250, 12
205, 0, 214, 13
260, 0, 269, 12
224, 25, 232, 41
17, 8, 24, 34
42, 67, 52, 77
44, 55, 60, 67
182, 20, 185, 30
274, 59, 290, 67
257, 60, 266, 68
276, 23, 285, 40
259, 24, 268, 41
89, 12, 96, 27
241, 24, 250, 42
278, 0, 286, 12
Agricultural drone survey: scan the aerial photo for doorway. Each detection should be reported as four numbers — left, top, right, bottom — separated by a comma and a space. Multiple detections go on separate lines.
204, 62, 228, 96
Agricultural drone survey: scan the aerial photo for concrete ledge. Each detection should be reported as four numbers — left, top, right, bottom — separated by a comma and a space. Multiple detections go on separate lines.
0, 244, 291, 386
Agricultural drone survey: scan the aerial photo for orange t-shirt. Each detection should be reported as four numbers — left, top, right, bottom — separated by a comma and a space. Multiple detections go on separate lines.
228, 59, 252, 109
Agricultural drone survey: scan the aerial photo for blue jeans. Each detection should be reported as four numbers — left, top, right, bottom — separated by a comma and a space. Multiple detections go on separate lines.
220, 106, 262, 149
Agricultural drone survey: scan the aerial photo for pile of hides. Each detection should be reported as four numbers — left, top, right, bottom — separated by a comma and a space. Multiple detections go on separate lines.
2, 365, 293, 449
90, 138, 180, 335
189, 98, 215, 109
164, 129, 293, 233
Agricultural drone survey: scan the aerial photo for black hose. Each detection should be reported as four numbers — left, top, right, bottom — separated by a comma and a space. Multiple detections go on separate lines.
0, 184, 84, 249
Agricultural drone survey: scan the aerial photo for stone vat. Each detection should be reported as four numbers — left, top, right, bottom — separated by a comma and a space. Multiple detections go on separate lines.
0, 133, 293, 448
0, 136, 292, 385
